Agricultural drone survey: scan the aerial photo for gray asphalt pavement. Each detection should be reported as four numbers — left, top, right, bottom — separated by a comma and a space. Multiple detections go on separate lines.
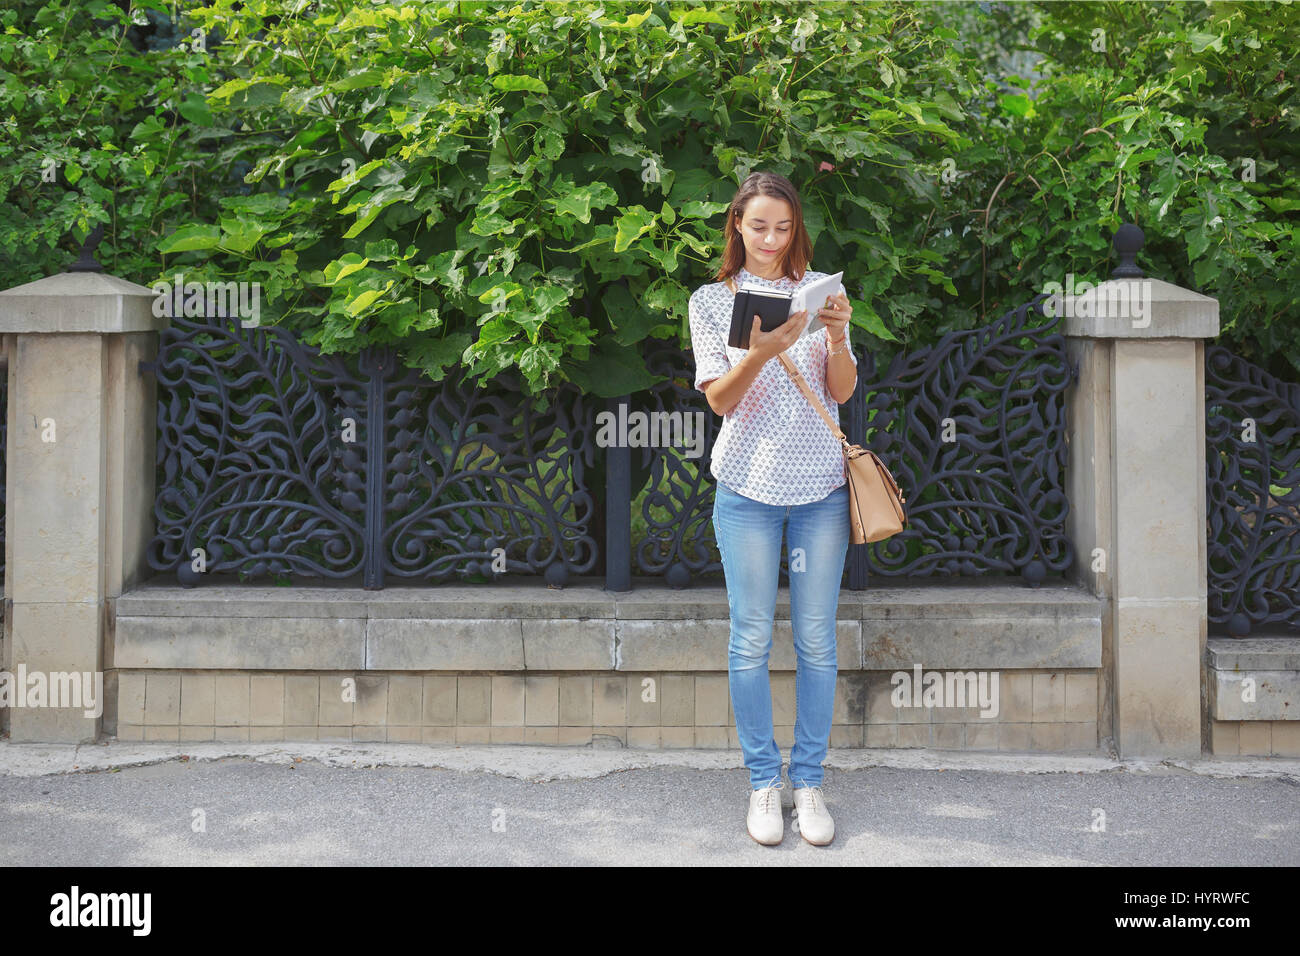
1, 742, 1297, 865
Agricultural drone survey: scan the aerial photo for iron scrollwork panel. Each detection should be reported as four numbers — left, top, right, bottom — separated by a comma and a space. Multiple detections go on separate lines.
146, 315, 367, 583
632, 342, 724, 587
381, 366, 599, 584
855, 293, 1075, 584
1206, 345, 1300, 636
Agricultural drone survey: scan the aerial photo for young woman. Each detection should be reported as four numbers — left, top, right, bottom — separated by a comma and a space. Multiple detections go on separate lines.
688, 171, 857, 847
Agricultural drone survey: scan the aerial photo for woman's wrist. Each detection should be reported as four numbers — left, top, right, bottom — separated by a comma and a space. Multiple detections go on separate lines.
827, 327, 850, 354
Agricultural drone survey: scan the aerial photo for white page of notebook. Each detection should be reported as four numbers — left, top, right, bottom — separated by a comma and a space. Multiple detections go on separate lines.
790, 271, 843, 338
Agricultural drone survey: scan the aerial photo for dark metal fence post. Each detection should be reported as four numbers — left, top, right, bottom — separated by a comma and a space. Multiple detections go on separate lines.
605, 394, 632, 592
362, 347, 388, 590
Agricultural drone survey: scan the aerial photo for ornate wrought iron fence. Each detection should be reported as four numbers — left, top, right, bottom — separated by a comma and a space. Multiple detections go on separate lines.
143, 315, 597, 588
851, 292, 1075, 585
1206, 344, 1300, 636
144, 292, 1077, 590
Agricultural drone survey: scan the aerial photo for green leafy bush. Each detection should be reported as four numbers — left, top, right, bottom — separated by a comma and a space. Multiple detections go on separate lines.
2, 0, 1296, 393
0, 1, 239, 283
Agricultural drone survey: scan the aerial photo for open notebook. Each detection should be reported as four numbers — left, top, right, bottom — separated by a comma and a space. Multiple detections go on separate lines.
727, 271, 844, 349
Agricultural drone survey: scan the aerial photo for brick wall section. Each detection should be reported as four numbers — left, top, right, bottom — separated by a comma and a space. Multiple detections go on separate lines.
1209, 720, 1300, 757
108, 668, 1102, 751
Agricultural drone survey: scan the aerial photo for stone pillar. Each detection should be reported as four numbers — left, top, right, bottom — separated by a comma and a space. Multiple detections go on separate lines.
0, 265, 163, 742
1062, 226, 1219, 758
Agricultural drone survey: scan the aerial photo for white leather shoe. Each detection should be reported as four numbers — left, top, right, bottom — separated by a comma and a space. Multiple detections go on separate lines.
792, 785, 834, 845
746, 778, 784, 845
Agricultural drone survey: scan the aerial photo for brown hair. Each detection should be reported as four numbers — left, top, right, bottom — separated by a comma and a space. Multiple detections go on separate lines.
715, 171, 814, 285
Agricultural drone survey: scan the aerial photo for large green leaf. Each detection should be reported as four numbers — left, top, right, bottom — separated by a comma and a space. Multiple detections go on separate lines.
157, 224, 222, 254
492, 75, 548, 94
613, 205, 656, 252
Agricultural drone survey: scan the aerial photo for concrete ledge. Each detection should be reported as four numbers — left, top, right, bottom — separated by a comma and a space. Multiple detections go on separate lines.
116, 584, 614, 620
1208, 637, 1300, 722
863, 616, 1101, 669
524, 620, 615, 670
114, 580, 1104, 672
366, 619, 524, 670
114, 616, 364, 670
856, 582, 1102, 619
1207, 637, 1300, 671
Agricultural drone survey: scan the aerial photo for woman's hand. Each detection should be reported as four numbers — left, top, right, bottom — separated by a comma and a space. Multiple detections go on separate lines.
818, 292, 852, 344
748, 309, 807, 361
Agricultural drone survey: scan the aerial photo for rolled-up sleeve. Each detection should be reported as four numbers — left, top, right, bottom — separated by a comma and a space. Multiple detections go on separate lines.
689, 287, 731, 391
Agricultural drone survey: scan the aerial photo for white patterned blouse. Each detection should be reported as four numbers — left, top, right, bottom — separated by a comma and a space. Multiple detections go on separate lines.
688, 266, 858, 505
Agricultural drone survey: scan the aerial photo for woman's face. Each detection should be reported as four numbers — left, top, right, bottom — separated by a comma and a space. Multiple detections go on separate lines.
735, 195, 794, 272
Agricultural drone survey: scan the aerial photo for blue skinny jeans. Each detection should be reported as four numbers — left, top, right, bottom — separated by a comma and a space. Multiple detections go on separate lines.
712, 479, 850, 790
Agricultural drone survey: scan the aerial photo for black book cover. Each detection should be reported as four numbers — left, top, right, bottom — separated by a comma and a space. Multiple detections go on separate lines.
728, 287, 793, 349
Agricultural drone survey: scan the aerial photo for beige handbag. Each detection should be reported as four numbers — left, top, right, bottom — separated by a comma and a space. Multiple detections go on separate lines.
723, 275, 907, 544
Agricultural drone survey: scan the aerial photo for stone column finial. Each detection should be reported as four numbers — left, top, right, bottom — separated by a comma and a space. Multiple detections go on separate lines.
1110, 223, 1145, 278
67, 225, 107, 274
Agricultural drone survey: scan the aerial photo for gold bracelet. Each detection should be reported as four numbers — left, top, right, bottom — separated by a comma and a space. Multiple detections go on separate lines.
828, 337, 849, 357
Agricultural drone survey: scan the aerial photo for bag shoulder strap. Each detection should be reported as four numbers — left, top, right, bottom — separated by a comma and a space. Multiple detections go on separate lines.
723, 274, 847, 445
775, 352, 846, 443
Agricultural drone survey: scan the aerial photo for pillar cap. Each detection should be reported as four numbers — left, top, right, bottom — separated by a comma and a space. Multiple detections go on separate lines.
0, 271, 166, 334
1056, 276, 1219, 339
